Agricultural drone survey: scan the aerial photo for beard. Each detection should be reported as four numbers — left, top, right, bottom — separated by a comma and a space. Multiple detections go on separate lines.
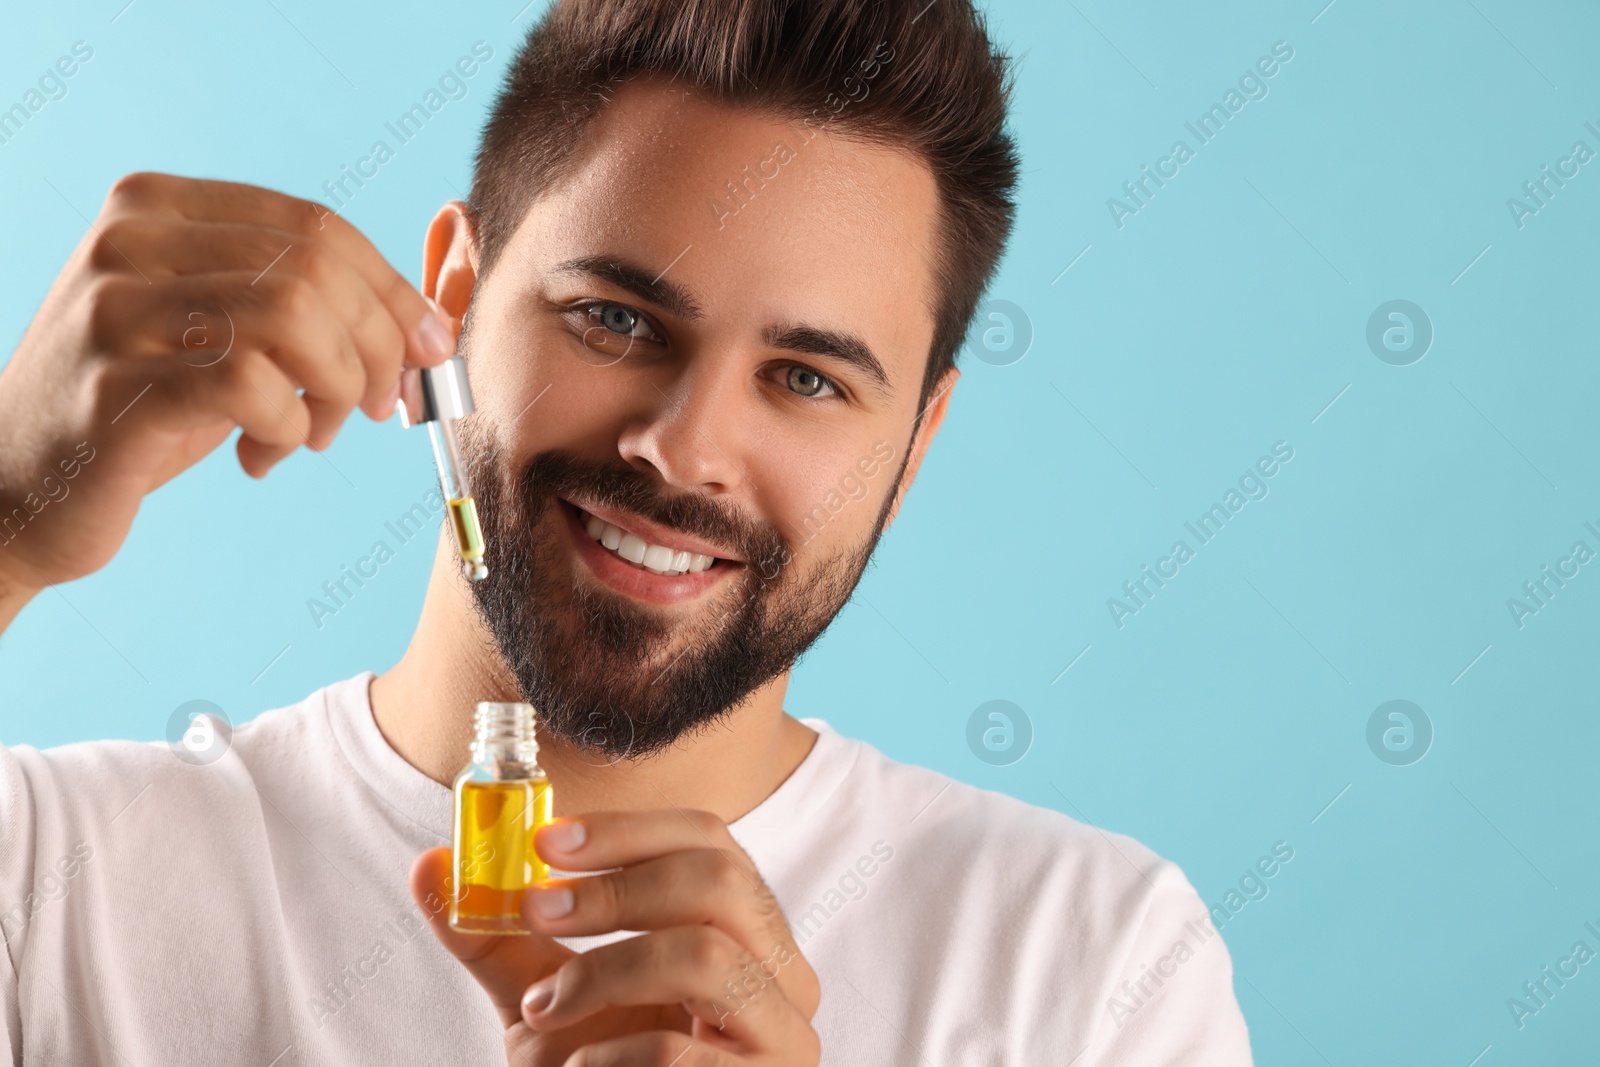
458, 419, 904, 763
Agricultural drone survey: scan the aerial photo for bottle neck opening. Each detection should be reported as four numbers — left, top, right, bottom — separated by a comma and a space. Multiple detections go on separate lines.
471, 702, 539, 766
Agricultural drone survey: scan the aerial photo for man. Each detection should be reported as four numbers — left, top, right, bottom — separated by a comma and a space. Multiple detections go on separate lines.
0, 0, 1254, 1063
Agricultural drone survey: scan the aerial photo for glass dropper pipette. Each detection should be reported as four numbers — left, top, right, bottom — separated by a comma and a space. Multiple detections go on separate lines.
397, 355, 488, 582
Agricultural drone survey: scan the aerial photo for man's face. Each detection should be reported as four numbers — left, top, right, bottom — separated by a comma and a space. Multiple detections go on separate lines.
449, 77, 946, 760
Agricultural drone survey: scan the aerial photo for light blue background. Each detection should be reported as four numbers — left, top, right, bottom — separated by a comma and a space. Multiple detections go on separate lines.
2, 1, 1595, 1062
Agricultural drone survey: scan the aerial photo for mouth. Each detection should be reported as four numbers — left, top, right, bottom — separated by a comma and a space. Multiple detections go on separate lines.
557, 497, 740, 605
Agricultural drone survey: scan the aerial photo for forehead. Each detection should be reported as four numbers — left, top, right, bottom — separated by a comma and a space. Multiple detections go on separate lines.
497, 76, 943, 401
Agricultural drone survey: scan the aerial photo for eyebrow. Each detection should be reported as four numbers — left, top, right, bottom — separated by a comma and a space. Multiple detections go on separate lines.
549, 252, 894, 400
551, 254, 705, 321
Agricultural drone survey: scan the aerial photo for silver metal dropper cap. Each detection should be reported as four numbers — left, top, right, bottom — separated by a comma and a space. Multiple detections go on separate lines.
397, 356, 475, 428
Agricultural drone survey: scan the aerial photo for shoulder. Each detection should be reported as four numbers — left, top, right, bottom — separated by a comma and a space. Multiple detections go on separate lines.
823, 724, 1180, 907
0, 673, 362, 831
799, 723, 1253, 1062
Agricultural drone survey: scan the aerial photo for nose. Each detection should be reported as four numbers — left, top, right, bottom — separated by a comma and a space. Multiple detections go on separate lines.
615, 361, 745, 495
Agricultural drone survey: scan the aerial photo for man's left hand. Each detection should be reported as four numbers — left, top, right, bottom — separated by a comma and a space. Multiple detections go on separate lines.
410, 808, 822, 1066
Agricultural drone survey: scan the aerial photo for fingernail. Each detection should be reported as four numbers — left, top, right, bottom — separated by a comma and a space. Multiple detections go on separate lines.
544, 820, 586, 853
383, 380, 401, 418
528, 885, 574, 919
523, 980, 554, 1017
416, 311, 455, 362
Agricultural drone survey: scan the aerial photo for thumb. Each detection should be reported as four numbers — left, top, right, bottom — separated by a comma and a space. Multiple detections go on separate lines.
409, 846, 576, 1027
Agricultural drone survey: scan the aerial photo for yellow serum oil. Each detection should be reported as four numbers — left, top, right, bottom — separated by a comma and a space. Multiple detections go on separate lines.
448, 496, 487, 582
450, 702, 553, 935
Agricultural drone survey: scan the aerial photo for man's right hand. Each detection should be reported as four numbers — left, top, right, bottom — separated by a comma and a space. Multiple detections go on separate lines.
0, 172, 458, 623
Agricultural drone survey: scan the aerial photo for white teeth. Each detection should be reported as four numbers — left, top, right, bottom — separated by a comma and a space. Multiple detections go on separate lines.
578, 507, 719, 577
616, 532, 648, 565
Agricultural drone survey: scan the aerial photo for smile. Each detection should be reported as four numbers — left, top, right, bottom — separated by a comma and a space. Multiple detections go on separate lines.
578, 509, 718, 577
556, 497, 739, 606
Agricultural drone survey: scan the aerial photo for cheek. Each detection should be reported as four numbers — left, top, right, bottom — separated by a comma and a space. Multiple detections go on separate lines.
758, 438, 885, 549
483, 316, 629, 455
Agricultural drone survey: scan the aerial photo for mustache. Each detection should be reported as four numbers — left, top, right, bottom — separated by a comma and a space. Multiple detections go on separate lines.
515, 450, 790, 570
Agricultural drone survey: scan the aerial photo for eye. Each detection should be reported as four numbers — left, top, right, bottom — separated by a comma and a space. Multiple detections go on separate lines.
589, 302, 655, 339
567, 300, 664, 363
781, 364, 839, 400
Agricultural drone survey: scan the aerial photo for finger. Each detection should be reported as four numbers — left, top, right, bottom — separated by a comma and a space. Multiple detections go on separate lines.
555, 1030, 737, 1067
536, 809, 746, 873
149, 420, 235, 490
524, 848, 781, 954
99, 272, 364, 450
522, 925, 810, 1053
408, 847, 575, 1028
531, 812, 820, 1017
100, 347, 312, 479
104, 172, 456, 370
236, 433, 294, 479
197, 348, 312, 478
96, 217, 423, 420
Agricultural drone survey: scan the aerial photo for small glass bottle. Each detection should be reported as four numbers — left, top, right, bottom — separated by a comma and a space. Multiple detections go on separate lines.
450, 701, 554, 935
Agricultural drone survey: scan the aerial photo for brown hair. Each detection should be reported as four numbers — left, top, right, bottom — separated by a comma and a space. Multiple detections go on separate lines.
467, 0, 1020, 420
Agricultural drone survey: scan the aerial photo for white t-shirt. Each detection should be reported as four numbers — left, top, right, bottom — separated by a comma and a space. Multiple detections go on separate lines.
0, 672, 1252, 1065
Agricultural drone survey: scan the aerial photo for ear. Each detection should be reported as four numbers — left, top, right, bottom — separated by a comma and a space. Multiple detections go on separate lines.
881, 366, 959, 532
423, 201, 479, 328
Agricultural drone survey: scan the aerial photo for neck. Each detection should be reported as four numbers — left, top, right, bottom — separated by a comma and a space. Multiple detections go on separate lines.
370, 536, 817, 823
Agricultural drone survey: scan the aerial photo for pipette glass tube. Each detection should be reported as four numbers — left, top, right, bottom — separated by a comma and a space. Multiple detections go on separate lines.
428, 420, 487, 582
397, 356, 488, 582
